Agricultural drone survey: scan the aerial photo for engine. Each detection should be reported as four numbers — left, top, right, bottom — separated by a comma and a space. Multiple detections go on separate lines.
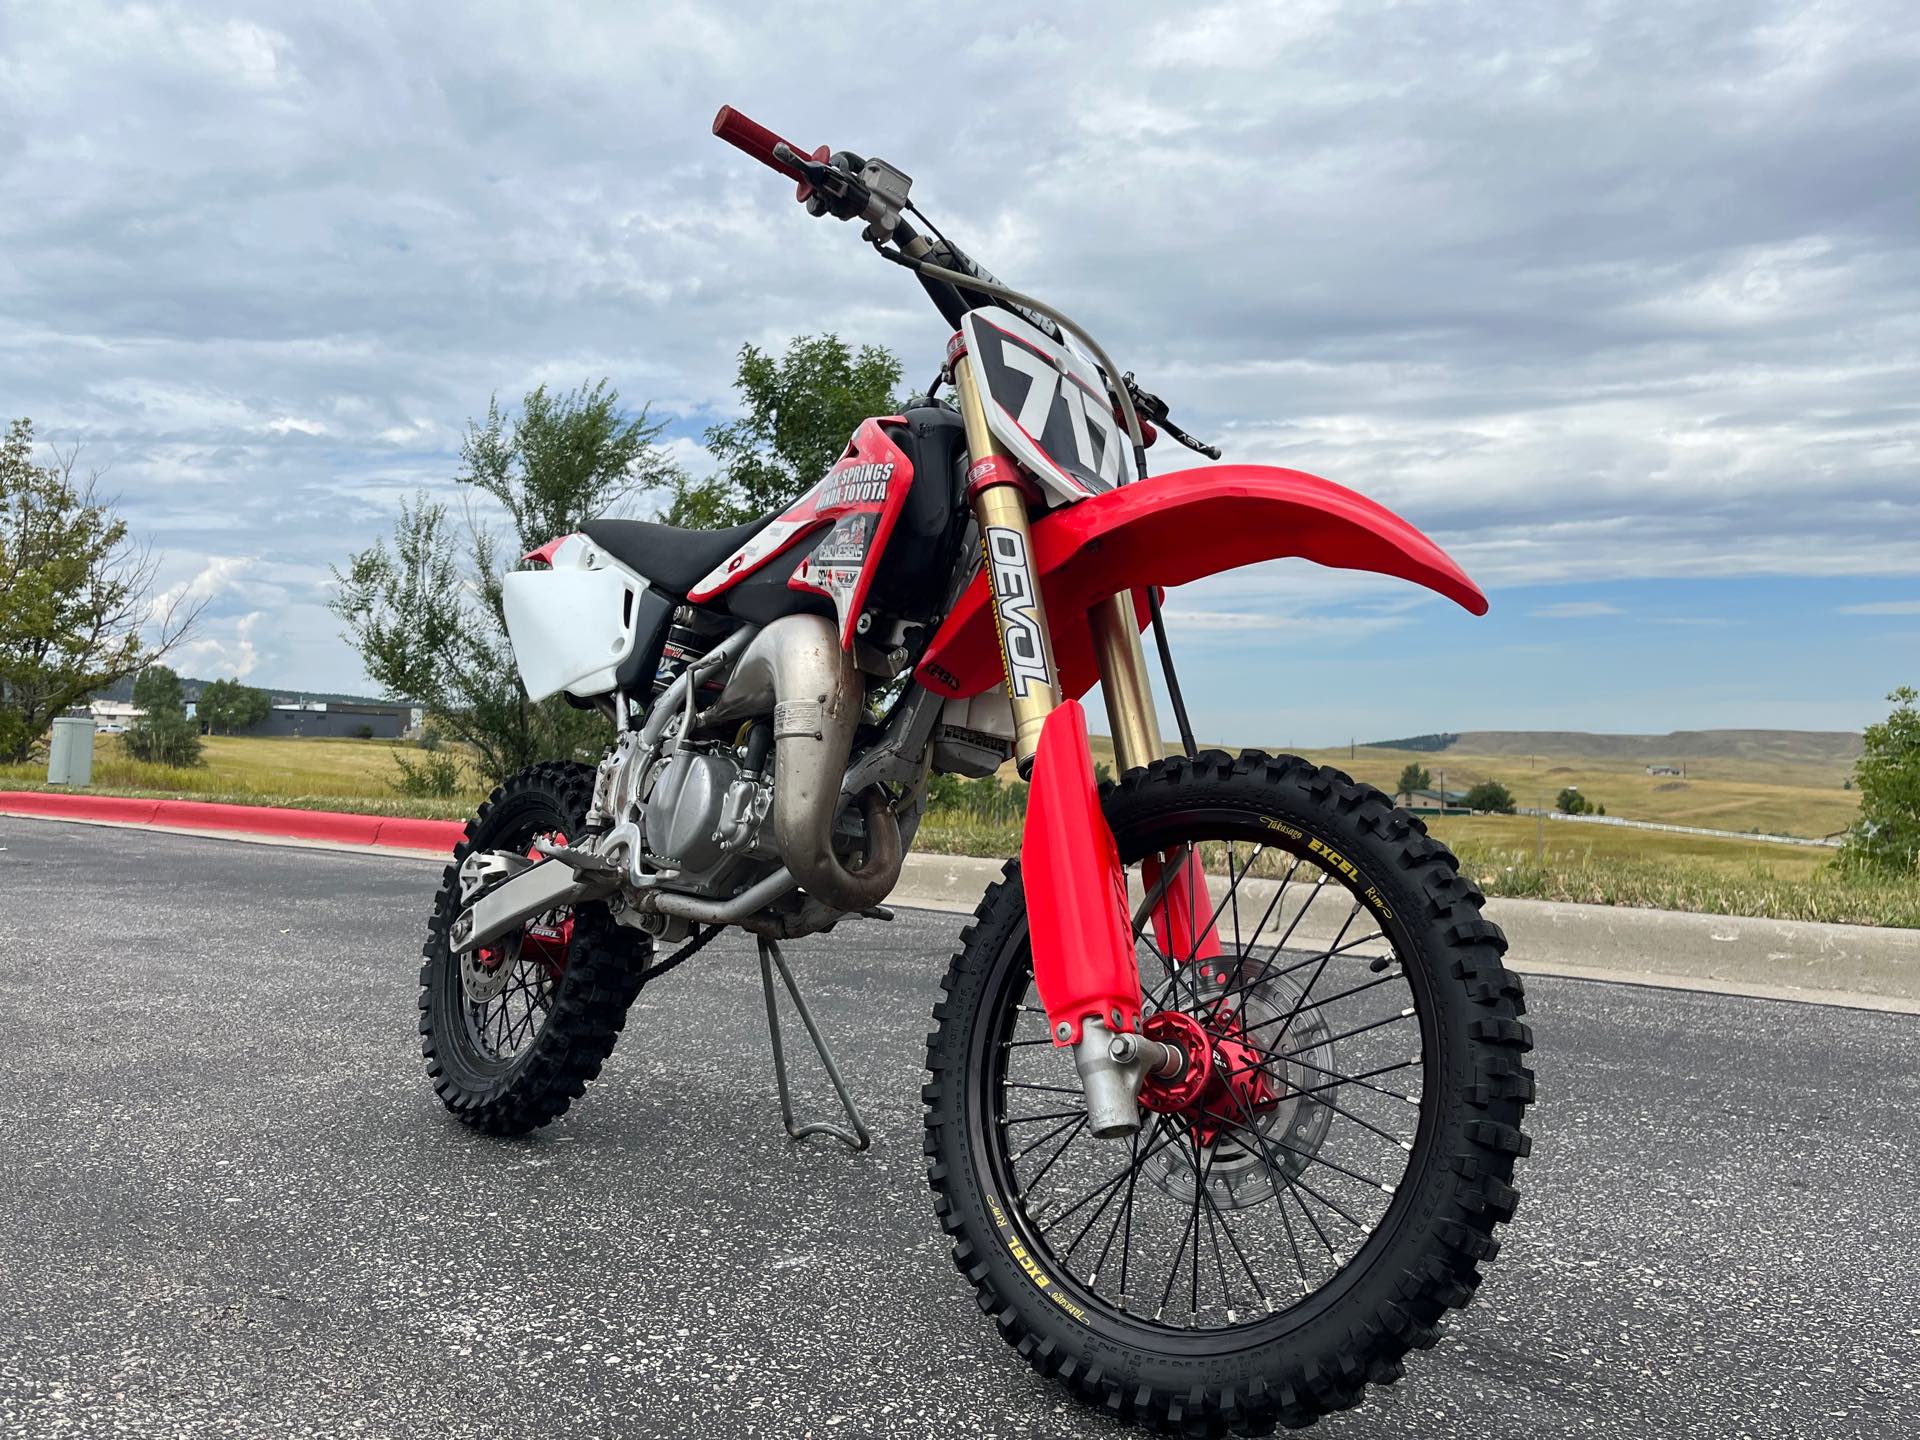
637, 742, 774, 892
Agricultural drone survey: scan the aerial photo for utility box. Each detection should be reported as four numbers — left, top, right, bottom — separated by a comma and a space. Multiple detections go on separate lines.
46, 715, 95, 787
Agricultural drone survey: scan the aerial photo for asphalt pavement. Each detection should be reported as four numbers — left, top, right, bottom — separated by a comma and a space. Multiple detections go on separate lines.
1, 817, 1916, 1439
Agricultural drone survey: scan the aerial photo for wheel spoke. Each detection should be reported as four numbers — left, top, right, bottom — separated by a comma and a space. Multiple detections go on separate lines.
1010, 1112, 1085, 1162
1001, 1107, 1087, 1127
1232, 932, 1391, 1039
1204, 1109, 1394, 1197
1155, 1134, 1207, 1322
1287, 1054, 1422, 1104
1038, 1123, 1185, 1237
1198, 1178, 1274, 1313
1280, 1007, 1418, 1058
986, 808, 1441, 1340
1022, 1115, 1089, 1196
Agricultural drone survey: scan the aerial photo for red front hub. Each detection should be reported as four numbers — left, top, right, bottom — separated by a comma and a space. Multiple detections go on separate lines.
1136, 1007, 1281, 1146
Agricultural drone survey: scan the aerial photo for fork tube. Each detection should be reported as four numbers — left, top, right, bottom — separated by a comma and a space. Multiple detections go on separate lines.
1090, 594, 1163, 773
953, 349, 1059, 771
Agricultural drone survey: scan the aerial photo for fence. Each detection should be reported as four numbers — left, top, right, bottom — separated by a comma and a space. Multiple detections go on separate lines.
1525, 809, 1842, 849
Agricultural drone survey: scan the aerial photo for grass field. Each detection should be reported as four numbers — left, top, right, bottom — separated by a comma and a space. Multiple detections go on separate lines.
1084, 737, 1859, 840
5, 730, 1910, 927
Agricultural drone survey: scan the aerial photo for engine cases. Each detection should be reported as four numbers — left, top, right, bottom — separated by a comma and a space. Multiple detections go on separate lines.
639, 746, 773, 891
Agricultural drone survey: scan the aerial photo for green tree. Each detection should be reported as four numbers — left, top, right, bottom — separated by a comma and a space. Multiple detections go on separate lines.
197, 677, 271, 734
1463, 779, 1515, 814
0, 418, 198, 761
1396, 763, 1432, 803
125, 663, 203, 766
1843, 686, 1920, 873
1556, 786, 1592, 815
332, 380, 682, 784
662, 334, 902, 529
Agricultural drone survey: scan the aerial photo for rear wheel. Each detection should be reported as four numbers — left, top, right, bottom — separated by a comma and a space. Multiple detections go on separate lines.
923, 751, 1533, 1435
420, 761, 651, 1136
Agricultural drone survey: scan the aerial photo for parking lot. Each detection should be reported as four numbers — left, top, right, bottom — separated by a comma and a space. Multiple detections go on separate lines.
1, 818, 1916, 1439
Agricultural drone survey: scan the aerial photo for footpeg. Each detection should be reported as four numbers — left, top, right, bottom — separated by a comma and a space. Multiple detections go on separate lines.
757, 937, 871, 1152
532, 838, 622, 877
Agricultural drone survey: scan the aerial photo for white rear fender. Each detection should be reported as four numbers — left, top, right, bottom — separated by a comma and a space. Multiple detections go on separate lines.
500, 536, 648, 702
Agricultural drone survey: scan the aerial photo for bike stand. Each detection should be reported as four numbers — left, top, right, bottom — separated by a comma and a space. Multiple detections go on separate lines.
757, 936, 872, 1153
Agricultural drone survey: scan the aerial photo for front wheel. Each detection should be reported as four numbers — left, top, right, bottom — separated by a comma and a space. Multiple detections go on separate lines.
922, 751, 1534, 1435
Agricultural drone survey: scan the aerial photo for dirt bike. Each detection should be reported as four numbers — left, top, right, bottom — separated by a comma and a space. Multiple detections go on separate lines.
417, 104, 1534, 1435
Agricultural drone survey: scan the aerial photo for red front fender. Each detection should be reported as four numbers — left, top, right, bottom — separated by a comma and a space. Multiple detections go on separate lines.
915, 464, 1486, 701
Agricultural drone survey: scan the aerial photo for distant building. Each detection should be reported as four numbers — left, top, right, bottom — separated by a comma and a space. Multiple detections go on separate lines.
253, 701, 411, 740
1647, 764, 1682, 777
89, 699, 145, 733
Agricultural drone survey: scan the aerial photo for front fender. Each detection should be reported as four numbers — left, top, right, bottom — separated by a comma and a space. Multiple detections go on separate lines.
915, 464, 1486, 701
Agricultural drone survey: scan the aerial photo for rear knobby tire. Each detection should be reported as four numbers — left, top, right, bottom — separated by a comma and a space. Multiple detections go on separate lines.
922, 750, 1534, 1435
419, 760, 651, 1136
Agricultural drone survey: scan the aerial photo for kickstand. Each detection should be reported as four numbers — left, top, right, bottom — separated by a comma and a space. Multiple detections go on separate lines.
758, 937, 872, 1153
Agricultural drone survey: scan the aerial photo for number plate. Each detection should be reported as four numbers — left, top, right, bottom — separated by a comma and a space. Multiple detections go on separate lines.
963, 309, 1124, 503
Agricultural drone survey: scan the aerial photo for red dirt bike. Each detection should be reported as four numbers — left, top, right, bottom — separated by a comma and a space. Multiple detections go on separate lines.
417, 106, 1534, 1435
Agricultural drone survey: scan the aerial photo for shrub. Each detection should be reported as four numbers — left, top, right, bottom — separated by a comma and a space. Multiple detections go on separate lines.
392, 748, 463, 799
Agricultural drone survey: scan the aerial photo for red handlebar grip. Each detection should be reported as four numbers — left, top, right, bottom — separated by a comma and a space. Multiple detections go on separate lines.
712, 105, 810, 183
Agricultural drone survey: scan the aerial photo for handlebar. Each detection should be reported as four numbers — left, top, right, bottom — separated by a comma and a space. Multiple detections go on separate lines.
708, 104, 1217, 457
711, 105, 814, 185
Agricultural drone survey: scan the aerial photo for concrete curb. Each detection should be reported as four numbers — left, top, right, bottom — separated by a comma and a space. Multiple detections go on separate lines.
887, 853, 1920, 1014
0, 790, 464, 853
5, 800, 1915, 1014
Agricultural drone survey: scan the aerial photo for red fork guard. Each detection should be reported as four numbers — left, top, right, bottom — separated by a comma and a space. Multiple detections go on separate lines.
1021, 700, 1143, 1045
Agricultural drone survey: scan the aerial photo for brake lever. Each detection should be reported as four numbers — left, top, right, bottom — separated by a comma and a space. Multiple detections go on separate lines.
1121, 375, 1222, 459
1161, 417, 1223, 461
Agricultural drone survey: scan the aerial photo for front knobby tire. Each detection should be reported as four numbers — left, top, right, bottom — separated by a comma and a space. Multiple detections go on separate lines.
420, 760, 651, 1136
922, 750, 1534, 1436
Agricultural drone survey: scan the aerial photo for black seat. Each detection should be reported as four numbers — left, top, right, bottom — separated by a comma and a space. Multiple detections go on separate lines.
582, 514, 775, 596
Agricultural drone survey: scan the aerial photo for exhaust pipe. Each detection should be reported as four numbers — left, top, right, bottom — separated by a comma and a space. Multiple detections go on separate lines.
704, 614, 903, 912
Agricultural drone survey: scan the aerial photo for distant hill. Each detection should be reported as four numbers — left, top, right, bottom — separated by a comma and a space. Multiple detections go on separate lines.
95, 675, 398, 707
1365, 729, 1862, 767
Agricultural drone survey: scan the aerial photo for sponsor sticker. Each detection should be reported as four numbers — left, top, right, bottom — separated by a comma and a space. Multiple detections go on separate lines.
983, 525, 1052, 699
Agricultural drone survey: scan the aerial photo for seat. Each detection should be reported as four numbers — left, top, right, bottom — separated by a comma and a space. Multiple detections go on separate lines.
582, 514, 774, 596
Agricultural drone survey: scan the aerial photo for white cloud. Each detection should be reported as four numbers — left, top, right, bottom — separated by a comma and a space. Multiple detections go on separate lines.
1, 0, 1915, 698
1837, 599, 1920, 615
1529, 602, 1624, 619
147, 555, 253, 624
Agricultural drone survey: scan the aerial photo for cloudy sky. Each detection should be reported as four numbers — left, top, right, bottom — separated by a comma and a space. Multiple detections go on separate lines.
4, 1, 1916, 745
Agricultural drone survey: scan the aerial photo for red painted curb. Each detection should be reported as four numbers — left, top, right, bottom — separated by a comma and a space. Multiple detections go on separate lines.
0, 790, 465, 853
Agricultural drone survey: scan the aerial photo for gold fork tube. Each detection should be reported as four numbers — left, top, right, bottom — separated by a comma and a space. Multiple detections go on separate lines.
1090, 593, 1163, 774
954, 352, 1059, 768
